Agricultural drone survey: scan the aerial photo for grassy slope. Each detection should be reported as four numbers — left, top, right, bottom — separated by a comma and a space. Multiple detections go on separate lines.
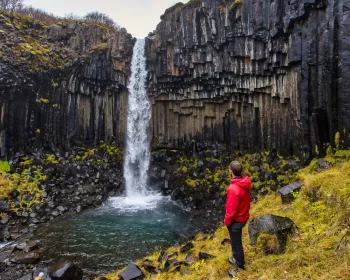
104, 157, 350, 280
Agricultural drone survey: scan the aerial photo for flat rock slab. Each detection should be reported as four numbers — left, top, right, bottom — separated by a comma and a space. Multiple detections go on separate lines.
48, 261, 83, 280
118, 262, 144, 280
278, 181, 303, 203
10, 251, 40, 265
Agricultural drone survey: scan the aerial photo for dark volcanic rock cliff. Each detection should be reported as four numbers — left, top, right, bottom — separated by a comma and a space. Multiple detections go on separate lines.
0, 11, 135, 156
146, 0, 350, 157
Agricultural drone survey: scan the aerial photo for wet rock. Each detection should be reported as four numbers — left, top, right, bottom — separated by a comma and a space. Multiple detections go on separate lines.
82, 185, 96, 195
16, 242, 27, 251
51, 211, 60, 217
48, 261, 83, 280
248, 214, 296, 253
0, 219, 8, 225
57, 206, 67, 212
170, 188, 183, 201
278, 181, 303, 203
0, 248, 13, 262
24, 241, 39, 253
118, 262, 144, 280
10, 251, 40, 264
180, 243, 194, 253
198, 252, 214, 260
17, 273, 33, 280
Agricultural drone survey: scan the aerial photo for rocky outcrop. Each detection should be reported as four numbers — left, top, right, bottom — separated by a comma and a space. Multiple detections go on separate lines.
0, 11, 135, 156
146, 0, 350, 157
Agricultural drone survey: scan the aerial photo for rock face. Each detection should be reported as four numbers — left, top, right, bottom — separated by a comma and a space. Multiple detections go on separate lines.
0, 11, 135, 156
146, 0, 350, 157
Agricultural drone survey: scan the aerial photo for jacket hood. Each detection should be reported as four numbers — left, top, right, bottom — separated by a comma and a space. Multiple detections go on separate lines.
231, 175, 251, 191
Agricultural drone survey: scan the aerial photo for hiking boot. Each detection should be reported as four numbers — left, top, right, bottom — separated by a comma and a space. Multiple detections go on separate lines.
228, 257, 245, 270
228, 256, 235, 265
228, 267, 239, 278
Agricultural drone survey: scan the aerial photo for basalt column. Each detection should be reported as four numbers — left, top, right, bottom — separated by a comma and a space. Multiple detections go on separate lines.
0, 12, 135, 155
146, 0, 350, 157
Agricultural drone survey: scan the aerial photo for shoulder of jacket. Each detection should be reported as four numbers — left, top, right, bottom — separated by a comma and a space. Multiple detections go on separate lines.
227, 184, 238, 192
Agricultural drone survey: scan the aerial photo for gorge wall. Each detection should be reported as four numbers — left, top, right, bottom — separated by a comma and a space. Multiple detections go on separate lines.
146, 0, 350, 158
0, 11, 135, 156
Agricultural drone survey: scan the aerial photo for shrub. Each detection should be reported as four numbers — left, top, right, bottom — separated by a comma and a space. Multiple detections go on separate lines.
0, 0, 23, 12
84, 11, 120, 29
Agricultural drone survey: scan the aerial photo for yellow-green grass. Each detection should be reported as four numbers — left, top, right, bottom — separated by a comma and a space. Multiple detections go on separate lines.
103, 158, 350, 280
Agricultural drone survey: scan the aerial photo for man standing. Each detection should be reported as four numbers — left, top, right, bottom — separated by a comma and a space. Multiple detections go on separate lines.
224, 161, 251, 277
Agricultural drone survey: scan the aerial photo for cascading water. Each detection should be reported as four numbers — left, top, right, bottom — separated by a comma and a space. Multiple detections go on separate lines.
124, 38, 151, 196
110, 38, 161, 210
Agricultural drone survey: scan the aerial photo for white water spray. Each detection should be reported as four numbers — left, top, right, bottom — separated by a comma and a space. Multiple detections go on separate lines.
110, 39, 161, 211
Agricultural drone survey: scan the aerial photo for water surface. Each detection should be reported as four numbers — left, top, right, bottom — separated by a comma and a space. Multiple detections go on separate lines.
34, 197, 203, 275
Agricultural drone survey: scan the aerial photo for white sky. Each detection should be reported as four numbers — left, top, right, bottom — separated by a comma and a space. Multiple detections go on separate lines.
24, 0, 189, 38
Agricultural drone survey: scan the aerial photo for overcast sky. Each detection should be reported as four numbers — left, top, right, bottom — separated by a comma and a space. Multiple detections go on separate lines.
24, 0, 189, 38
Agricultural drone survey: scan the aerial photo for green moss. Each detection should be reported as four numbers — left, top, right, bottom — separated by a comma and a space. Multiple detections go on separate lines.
0, 161, 10, 175
46, 154, 59, 164
90, 43, 109, 54
334, 150, 350, 159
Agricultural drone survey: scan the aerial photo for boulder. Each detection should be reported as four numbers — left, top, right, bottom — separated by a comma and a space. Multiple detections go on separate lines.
180, 243, 194, 253
48, 261, 83, 280
10, 251, 40, 264
118, 262, 144, 280
316, 158, 332, 170
278, 181, 303, 203
170, 188, 183, 201
248, 214, 295, 253
17, 274, 33, 280
164, 259, 179, 271
24, 240, 39, 253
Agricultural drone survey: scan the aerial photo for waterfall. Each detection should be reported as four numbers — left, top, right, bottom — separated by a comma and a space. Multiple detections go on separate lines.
123, 38, 151, 197
110, 39, 161, 211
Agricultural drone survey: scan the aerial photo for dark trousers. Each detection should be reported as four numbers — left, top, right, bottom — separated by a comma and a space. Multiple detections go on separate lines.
227, 222, 246, 268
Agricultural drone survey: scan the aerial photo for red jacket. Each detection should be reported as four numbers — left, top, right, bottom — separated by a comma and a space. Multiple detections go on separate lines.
224, 175, 251, 226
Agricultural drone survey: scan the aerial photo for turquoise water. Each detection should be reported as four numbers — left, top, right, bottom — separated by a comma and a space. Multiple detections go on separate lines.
34, 197, 203, 275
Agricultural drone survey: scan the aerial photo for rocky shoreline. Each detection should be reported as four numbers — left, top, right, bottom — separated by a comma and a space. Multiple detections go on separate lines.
0, 141, 341, 279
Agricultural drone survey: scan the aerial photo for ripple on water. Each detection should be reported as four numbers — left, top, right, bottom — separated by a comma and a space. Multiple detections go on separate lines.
33, 198, 204, 275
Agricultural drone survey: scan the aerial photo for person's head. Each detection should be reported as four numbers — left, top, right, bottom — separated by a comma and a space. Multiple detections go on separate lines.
229, 161, 242, 178
39, 272, 45, 277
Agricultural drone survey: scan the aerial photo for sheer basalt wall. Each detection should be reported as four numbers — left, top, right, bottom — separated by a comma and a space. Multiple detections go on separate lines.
0, 11, 135, 156
146, 0, 350, 157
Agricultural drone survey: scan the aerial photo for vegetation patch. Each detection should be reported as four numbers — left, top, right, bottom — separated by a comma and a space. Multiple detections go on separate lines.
102, 154, 350, 280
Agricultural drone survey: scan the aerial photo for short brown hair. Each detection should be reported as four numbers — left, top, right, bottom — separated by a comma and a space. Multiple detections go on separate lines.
230, 161, 242, 176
